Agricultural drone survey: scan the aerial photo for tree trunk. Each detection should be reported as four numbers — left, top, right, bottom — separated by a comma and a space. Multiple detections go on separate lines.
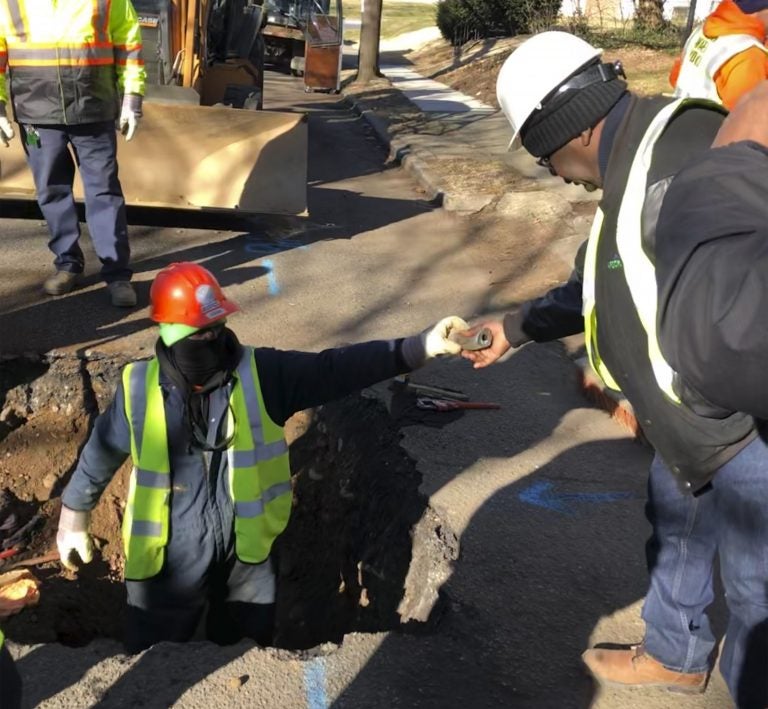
682, 0, 699, 43
355, 0, 384, 83
635, 0, 666, 29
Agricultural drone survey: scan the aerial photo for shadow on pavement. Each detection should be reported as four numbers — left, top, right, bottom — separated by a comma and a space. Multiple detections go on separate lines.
331, 343, 727, 708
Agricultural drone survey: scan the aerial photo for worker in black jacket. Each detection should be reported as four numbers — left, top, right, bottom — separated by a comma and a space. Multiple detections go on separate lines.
461, 31, 767, 706
657, 83, 768, 421
654, 90, 768, 709
56, 261, 468, 653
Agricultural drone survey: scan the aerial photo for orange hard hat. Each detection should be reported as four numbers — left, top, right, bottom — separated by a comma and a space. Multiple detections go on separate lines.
150, 262, 239, 335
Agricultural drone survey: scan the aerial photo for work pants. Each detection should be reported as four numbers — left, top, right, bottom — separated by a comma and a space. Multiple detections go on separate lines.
0, 643, 22, 709
641, 435, 768, 708
124, 546, 277, 654
21, 122, 131, 283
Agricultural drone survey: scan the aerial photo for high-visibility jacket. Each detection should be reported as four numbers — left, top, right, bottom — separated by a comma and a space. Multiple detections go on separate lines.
673, 25, 768, 104
584, 98, 713, 402
120, 348, 292, 581
0, 0, 146, 124
670, 0, 768, 109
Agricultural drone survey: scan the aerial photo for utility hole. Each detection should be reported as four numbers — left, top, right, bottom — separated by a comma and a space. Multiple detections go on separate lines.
0, 355, 459, 651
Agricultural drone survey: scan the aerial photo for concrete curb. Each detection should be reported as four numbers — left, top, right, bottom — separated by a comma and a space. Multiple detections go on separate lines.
344, 96, 446, 205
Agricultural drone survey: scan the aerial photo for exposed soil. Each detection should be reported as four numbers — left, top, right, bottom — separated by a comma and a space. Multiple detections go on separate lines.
406, 36, 679, 108
0, 356, 457, 651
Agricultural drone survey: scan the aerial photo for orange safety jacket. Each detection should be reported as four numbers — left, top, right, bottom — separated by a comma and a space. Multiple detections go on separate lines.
670, 0, 768, 110
0, 0, 145, 125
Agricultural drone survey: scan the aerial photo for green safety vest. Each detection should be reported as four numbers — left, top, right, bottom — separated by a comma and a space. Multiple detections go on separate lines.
583, 98, 721, 404
121, 347, 292, 580
0, 627, 4, 650
674, 25, 768, 105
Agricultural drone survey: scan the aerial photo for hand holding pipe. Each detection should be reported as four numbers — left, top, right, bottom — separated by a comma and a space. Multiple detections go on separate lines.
448, 327, 493, 351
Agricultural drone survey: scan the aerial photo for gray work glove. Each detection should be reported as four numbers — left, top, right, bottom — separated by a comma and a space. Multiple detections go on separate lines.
401, 315, 470, 369
56, 506, 94, 571
0, 102, 14, 147
119, 93, 143, 142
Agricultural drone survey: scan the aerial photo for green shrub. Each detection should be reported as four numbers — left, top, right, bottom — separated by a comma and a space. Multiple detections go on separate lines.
436, 0, 562, 44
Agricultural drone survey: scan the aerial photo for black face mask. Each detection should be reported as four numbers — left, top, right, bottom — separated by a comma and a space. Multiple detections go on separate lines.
169, 326, 228, 387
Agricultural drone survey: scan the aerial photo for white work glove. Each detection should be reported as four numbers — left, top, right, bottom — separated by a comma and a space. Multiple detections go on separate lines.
119, 93, 143, 142
0, 102, 14, 147
401, 316, 470, 369
56, 506, 94, 572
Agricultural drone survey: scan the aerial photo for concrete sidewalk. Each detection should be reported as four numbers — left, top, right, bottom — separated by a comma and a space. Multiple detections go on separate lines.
345, 32, 598, 212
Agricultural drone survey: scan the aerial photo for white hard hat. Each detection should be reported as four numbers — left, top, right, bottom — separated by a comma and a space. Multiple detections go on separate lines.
497, 31, 603, 148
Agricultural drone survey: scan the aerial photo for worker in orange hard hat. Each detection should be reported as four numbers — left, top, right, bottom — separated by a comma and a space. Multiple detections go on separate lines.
670, 0, 768, 109
56, 261, 469, 652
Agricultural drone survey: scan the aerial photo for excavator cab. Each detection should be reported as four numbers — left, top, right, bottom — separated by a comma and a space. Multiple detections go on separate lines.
0, 0, 308, 215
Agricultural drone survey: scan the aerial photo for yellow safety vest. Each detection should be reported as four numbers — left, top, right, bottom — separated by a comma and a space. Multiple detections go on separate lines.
674, 24, 768, 104
0, 627, 4, 649
121, 348, 292, 580
583, 98, 723, 403
0, 0, 145, 121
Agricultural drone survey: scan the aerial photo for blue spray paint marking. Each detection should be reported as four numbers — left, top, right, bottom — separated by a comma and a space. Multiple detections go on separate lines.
303, 658, 328, 709
519, 480, 636, 515
261, 258, 280, 296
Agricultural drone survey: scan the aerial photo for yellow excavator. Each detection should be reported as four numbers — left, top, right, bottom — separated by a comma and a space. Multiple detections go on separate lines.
0, 0, 307, 215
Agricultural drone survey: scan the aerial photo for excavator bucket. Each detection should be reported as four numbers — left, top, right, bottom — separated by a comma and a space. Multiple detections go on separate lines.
0, 101, 308, 215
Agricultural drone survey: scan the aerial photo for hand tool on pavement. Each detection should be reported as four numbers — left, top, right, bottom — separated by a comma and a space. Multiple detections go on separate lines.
448, 327, 493, 351
393, 375, 469, 401
416, 397, 501, 412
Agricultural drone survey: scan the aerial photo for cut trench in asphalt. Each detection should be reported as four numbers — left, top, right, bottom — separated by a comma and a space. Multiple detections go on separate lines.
0, 354, 459, 651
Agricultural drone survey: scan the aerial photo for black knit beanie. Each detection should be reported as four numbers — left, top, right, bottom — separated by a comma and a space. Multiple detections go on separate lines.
520, 72, 628, 158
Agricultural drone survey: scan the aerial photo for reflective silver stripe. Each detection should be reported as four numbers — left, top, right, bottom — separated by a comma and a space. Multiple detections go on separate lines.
94, 0, 110, 43
135, 468, 170, 490
3, 0, 27, 38
615, 100, 688, 402
132, 519, 162, 537
263, 479, 291, 503
234, 481, 292, 518
128, 361, 148, 460
231, 439, 288, 468
235, 498, 264, 518
114, 46, 142, 62
235, 353, 264, 446
7, 46, 115, 63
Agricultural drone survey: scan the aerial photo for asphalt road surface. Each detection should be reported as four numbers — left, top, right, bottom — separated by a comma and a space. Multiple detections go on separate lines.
1, 69, 734, 708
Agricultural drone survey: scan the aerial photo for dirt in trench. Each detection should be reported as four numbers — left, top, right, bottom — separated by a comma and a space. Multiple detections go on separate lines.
0, 356, 458, 651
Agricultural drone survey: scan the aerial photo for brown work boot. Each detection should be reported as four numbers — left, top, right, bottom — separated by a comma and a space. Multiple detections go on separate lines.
43, 270, 82, 296
107, 281, 137, 308
582, 644, 707, 694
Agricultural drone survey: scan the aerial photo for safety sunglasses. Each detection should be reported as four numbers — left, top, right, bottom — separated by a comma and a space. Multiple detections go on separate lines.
536, 155, 557, 176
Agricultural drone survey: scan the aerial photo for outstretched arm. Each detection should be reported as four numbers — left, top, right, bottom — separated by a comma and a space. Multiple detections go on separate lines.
256, 318, 468, 424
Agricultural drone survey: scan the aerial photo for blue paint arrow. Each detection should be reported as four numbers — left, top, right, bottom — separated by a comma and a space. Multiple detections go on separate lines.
519, 480, 636, 515
261, 258, 280, 296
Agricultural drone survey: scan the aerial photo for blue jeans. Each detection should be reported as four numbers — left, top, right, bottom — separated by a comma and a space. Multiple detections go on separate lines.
22, 122, 131, 283
642, 436, 768, 708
